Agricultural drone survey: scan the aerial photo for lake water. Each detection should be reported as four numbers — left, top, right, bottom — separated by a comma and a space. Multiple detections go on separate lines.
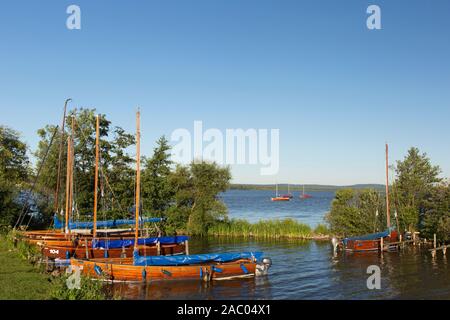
112, 190, 450, 300
220, 189, 334, 227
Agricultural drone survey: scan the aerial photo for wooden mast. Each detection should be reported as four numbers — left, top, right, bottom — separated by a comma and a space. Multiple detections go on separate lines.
64, 137, 71, 233
54, 98, 70, 214
67, 117, 75, 234
385, 143, 391, 229
93, 115, 100, 238
134, 110, 141, 249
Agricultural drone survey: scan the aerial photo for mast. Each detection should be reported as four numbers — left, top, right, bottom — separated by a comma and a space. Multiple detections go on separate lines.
93, 115, 100, 238
67, 117, 75, 233
385, 143, 391, 229
275, 184, 278, 197
54, 98, 70, 214
134, 110, 141, 249
64, 137, 71, 233
288, 184, 290, 194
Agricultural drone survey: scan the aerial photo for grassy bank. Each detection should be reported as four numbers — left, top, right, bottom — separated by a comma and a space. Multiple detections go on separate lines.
208, 219, 330, 240
0, 233, 52, 299
0, 230, 117, 300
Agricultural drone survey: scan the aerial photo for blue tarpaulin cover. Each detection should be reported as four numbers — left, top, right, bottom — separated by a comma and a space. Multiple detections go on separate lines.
133, 252, 263, 266
91, 236, 189, 249
53, 214, 163, 230
342, 230, 390, 245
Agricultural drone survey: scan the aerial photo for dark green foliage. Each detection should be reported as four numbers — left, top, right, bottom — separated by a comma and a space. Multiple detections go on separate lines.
168, 162, 231, 236
142, 136, 174, 217
421, 183, 450, 241
393, 147, 442, 232
326, 189, 385, 237
0, 126, 29, 225
34, 109, 136, 222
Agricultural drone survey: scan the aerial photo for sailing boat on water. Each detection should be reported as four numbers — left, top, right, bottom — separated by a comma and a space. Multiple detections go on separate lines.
271, 184, 290, 201
299, 185, 312, 199
71, 110, 272, 282
333, 144, 399, 253
281, 184, 294, 199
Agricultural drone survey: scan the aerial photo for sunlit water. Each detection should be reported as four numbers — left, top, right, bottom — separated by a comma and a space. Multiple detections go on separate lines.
112, 190, 450, 300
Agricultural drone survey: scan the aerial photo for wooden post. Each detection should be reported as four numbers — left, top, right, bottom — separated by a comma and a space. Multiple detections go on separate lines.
156, 241, 161, 256
185, 240, 190, 255
85, 238, 89, 259
434, 234, 437, 249
380, 237, 384, 252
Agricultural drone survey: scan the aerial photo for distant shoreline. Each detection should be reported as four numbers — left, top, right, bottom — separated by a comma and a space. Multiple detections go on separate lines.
229, 184, 385, 192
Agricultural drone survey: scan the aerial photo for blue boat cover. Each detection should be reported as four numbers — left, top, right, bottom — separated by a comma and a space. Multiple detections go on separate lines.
133, 251, 263, 266
53, 214, 163, 230
342, 230, 390, 245
91, 236, 189, 249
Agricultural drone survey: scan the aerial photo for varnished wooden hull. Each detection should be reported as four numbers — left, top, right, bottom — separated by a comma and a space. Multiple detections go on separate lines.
42, 243, 185, 259
343, 231, 400, 252
71, 258, 257, 282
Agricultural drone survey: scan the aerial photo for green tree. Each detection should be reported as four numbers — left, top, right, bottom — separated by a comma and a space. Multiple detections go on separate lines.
167, 162, 231, 235
141, 136, 174, 217
421, 182, 450, 241
34, 109, 136, 223
394, 147, 442, 231
326, 189, 385, 237
0, 126, 29, 225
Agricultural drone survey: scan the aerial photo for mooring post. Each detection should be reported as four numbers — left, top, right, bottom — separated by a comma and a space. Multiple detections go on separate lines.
156, 241, 161, 256
443, 246, 447, 256
434, 234, 437, 250
380, 237, 384, 252
185, 240, 190, 255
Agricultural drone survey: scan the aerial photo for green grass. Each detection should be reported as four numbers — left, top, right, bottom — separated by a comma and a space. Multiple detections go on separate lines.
0, 233, 52, 300
0, 230, 117, 300
208, 219, 330, 239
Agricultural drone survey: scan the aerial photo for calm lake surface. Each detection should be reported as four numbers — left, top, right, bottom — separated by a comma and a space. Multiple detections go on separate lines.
112, 190, 450, 300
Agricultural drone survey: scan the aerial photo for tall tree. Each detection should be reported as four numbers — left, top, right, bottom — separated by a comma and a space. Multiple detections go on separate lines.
141, 136, 174, 217
167, 161, 231, 235
394, 147, 442, 231
421, 182, 450, 241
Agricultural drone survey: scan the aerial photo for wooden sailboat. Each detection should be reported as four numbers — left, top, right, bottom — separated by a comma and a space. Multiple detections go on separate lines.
271, 184, 290, 201
336, 144, 399, 253
71, 110, 272, 282
299, 185, 312, 199
34, 113, 187, 259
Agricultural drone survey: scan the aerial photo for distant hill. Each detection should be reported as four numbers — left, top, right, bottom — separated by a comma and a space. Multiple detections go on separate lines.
229, 184, 385, 192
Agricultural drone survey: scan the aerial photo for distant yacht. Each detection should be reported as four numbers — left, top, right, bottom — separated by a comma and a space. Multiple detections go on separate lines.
299, 185, 312, 199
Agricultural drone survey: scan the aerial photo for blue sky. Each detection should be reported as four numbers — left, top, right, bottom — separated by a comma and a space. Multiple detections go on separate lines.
1, 0, 449, 185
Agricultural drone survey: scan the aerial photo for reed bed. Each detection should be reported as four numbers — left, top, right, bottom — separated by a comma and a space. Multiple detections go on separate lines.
208, 219, 330, 239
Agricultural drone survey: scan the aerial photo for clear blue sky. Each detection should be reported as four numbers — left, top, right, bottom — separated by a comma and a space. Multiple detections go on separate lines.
1, 0, 449, 185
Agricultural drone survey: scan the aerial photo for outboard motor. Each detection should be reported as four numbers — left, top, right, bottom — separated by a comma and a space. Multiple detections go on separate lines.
331, 237, 339, 254
256, 257, 272, 276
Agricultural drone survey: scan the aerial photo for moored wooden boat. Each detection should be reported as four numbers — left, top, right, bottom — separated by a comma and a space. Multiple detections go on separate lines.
71, 253, 270, 282
43, 242, 185, 259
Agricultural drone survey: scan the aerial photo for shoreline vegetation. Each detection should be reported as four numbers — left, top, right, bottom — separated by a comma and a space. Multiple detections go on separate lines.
208, 219, 330, 240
